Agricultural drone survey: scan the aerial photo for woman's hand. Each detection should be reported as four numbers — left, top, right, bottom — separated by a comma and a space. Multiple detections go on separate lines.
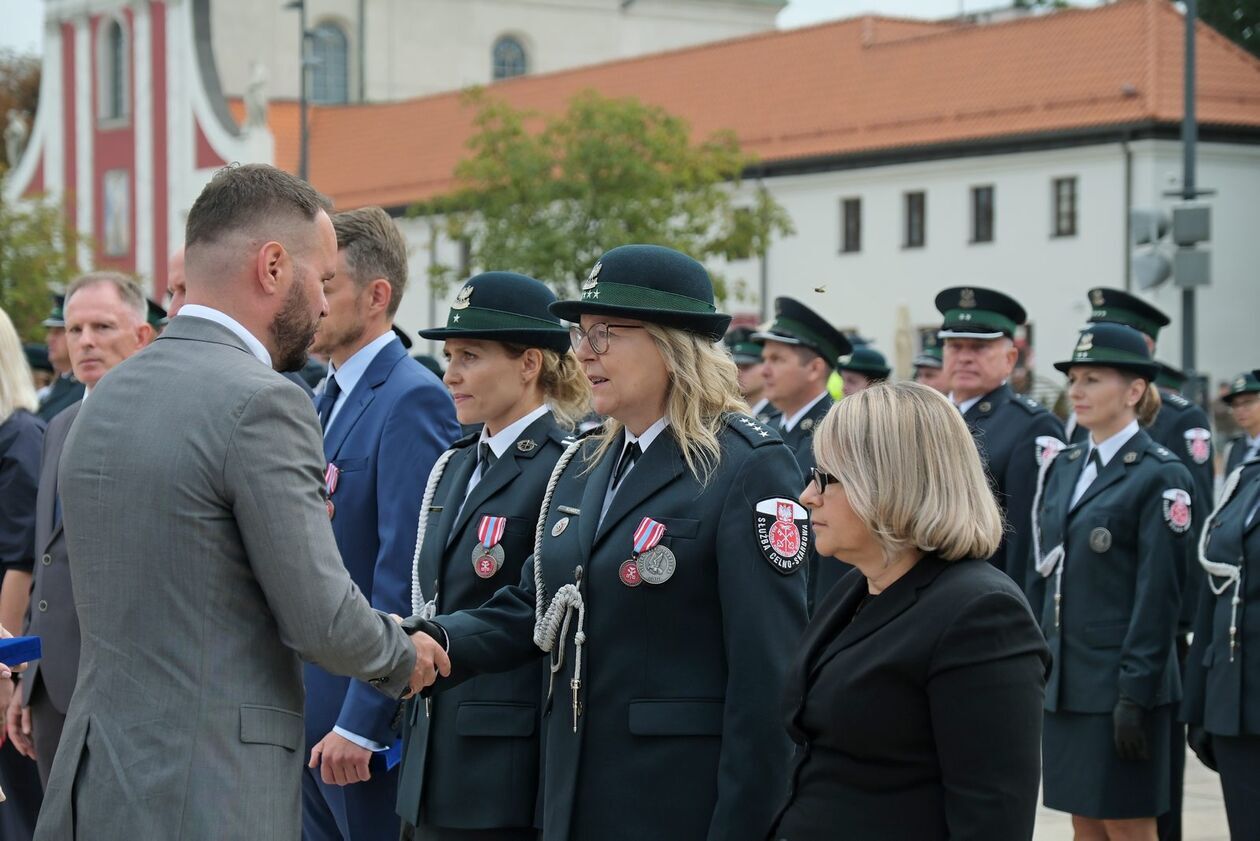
1112, 696, 1150, 761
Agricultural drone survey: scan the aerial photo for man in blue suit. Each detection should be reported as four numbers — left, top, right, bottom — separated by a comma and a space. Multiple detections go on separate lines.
302, 207, 459, 841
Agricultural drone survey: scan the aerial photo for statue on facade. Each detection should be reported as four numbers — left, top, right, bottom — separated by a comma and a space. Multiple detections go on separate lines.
4, 109, 29, 170
244, 63, 269, 131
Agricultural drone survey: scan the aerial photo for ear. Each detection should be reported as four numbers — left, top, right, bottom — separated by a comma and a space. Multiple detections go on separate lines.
520, 347, 544, 382
255, 241, 287, 295
136, 323, 156, 347
1129, 378, 1148, 407
367, 278, 392, 316
1003, 343, 1019, 368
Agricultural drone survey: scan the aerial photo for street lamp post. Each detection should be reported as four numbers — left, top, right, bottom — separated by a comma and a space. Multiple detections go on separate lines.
284, 0, 310, 182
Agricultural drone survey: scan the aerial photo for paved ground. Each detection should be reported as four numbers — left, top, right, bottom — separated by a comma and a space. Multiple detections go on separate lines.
1033, 750, 1230, 840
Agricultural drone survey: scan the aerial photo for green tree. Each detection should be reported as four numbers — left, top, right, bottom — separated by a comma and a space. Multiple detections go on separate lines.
412, 89, 793, 301
0, 190, 84, 342
1200, 0, 1260, 58
1, 49, 40, 170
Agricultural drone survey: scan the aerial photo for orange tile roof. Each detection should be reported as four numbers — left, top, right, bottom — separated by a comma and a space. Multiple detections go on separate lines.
259, 0, 1260, 209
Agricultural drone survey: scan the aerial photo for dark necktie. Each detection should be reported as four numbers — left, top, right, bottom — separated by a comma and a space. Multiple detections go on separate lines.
612, 442, 641, 490
478, 442, 497, 477
316, 375, 342, 431
1089, 449, 1104, 472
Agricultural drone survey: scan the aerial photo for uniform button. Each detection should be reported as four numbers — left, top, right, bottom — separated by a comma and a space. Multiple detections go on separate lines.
38, 600, 48, 612
41, 554, 51, 565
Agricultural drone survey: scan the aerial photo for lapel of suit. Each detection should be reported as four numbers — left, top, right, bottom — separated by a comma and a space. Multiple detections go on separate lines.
810, 554, 948, 679
575, 436, 619, 562
1236, 466, 1260, 537
1070, 430, 1148, 515
594, 430, 685, 548
446, 413, 555, 548
435, 450, 478, 554
783, 572, 867, 736
324, 339, 404, 461
37, 402, 81, 553
963, 384, 1007, 428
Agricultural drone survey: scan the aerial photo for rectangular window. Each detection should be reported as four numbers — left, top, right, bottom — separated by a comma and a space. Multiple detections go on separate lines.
1053, 177, 1077, 237
904, 191, 925, 248
840, 198, 861, 253
970, 185, 994, 243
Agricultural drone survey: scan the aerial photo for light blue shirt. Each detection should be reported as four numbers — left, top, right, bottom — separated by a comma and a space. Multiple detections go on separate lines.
177, 305, 272, 367
324, 330, 397, 433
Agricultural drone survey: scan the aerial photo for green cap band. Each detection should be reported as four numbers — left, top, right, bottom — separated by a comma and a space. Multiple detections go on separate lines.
941, 308, 1017, 337
1090, 308, 1162, 341
580, 281, 715, 314
1068, 347, 1153, 367
447, 306, 565, 332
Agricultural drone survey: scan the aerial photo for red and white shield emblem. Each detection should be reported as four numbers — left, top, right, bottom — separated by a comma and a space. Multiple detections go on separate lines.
769, 501, 801, 557
1162, 489, 1192, 534
755, 498, 810, 574
1035, 435, 1065, 467
1184, 428, 1211, 465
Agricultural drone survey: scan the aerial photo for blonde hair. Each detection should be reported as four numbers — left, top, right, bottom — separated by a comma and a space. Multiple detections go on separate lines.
0, 308, 39, 421
503, 343, 592, 431
589, 324, 746, 484
813, 380, 1003, 563
1130, 375, 1162, 427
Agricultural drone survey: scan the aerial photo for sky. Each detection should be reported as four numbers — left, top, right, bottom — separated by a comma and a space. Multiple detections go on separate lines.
0, 0, 1080, 56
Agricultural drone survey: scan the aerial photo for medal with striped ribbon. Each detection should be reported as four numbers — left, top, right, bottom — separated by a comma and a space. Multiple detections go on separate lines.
472, 515, 508, 579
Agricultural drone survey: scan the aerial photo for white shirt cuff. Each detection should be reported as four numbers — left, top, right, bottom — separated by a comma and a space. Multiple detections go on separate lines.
333, 726, 389, 752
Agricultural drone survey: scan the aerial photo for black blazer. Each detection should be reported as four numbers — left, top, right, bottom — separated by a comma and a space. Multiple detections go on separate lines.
771, 555, 1049, 841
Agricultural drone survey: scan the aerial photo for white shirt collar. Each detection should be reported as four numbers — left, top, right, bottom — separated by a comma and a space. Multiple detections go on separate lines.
624, 416, 671, 453
952, 393, 983, 415
781, 391, 828, 433
750, 397, 771, 417
177, 305, 272, 367
327, 330, 396, 400
1089, 419, 1141, 466
479, 404, 550, 459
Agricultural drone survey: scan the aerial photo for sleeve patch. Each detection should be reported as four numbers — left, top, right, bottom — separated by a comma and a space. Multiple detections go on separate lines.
1162, 489, 1192, 533
755, 498, 809, 574
1035, 435, 1066, 467
1183, 428, 1212, 465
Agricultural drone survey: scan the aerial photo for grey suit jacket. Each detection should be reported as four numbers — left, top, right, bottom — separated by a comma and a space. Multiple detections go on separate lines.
34, 316, 416, 841
22, 400, 82, 712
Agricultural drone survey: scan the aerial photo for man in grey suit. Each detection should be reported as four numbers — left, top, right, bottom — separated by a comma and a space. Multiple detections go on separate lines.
5, 272, 156, 786
33, 164, 449, 841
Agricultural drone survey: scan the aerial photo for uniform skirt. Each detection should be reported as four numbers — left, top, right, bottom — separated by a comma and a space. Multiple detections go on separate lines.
1042, 705, 1172, 819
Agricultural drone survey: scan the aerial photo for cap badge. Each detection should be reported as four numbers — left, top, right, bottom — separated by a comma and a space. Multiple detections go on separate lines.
451, 285, 474, 311
1090, 289, 1105, 307
959, 288, 976, 309
1235, 377, 1248, 391
581, 261, 602, 291
1075, 332, 1095, 354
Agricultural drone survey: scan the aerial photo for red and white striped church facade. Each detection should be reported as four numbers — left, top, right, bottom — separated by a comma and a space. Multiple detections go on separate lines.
3, 0, 272, 297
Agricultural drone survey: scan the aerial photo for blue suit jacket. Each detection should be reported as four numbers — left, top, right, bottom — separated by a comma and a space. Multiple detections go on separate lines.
303, 337, 459, 748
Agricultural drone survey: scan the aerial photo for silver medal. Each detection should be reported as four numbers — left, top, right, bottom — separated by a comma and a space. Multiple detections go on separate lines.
635, 546, 676, 585
552, 516, 570, 537
1089, 527, 1112, 553
472, 543, 505, 579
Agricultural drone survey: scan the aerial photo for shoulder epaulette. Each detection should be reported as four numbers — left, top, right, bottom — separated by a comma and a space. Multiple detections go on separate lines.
1011, 393, 1049, 415
723, 413, 782, 447
1147, 441, 1181, 464
1163, 391, 1191, 409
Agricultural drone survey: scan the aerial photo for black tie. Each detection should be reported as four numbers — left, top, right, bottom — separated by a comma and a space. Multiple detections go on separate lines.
316, 375, 342, 431
1089, 449, 1103, 472
612, 442, 641, 490
478, 443, 497, 477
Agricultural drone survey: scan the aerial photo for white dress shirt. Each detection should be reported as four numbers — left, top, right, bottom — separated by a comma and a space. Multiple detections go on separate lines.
600, 417, 671, 523
323, 330, 397, 433
464, 404, 551, 499
177, 305, 272, 367
780, 391, 829, 433
1071, 419, 1140, 508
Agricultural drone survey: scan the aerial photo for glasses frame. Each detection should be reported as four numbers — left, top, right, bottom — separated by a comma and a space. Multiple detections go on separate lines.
569, 322, 647, 355
810, 466, 838, 494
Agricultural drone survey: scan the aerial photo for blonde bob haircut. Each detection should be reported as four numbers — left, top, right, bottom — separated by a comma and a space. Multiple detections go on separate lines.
0, 307, 39, 422
813, 380, 1003, 563
588, 323, 746, 485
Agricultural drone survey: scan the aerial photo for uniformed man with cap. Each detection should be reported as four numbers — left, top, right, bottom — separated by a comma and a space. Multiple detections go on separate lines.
725, 325, 777, 423
913, 335, 948, 394
1075, 288, 1214, 841
934, 286, 1064, 592
1156, 362, 1188, 395
752, 297, 853, 611
836, 346, 891, 396
1221, 371, 1260, 476
35, 295, 84, 422
403, 244, 807, 841
24, 344, 54, 397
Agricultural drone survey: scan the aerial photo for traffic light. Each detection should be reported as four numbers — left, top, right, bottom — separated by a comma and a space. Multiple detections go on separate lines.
1130, 208, 1171, 290
1129, 203, 1210, 289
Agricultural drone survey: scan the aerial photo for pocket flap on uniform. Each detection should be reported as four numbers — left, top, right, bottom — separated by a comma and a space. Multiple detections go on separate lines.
658, 518, 700, 540
1082, 621, 1128, 649
503, 516, 536, 537
455, 702, 537, 738
334, 457, 369, 473
628, 699, 724, 736
240, 704, 303, 751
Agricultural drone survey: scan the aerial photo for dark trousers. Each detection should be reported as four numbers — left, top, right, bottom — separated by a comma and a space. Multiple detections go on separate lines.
402, 823, 538, 841
0, 738, 42, 840
28, 679, 66, 789
1216, 735, 1260, 841
302, 754, 400, 841
1157, 635, 1190, 841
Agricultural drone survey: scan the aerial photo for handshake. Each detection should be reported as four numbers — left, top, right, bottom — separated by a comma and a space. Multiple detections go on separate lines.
390, 614, 452, 698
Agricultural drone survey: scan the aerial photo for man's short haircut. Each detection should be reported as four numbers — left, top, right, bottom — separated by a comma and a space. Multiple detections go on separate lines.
184, 163, 332, 249
793, 345, 826, 368
331, 207, 409, 316
65, 272, 147, 325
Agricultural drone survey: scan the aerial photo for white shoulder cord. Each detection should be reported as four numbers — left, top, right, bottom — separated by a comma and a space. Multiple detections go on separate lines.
1198, 463, 1248, 662
530, 437, 588, 731
409, 447, 459, 617
1032, 442, 1067, 627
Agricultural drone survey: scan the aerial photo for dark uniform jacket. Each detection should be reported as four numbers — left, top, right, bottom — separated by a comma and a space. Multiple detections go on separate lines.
779, 396, 845, 614
1034, 430, 1190, 713
396, 413, 570, 831
35, 374, 83, 423
964, 384, 1064, 592
23, 402, 80, 713
1222, 435, 1256, 479
771, 556, 1049, 841
433, 415, 808, 841
1182, 457, 1260, 736
0, 409, 44, 575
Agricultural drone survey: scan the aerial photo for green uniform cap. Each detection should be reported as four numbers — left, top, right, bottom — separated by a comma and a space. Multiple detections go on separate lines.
934, 286, 1026, 340
724, 326, 763, 365
1085, 287, 1170, 343
751, 296, 852, 367
1224, 371, 1260, 404
422, 271, 570, 353
1054, 322, 1157, 380
838, 346, 891, 379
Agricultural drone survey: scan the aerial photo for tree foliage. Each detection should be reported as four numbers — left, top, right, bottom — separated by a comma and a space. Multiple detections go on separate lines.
412, 89, 793, 301
1199, 0, 1260, 58
0, 49, 40, 170
0, 190, 85, 343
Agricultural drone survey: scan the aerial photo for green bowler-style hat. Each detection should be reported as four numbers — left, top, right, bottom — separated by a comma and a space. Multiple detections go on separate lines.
550, 245, 731, 341
1155, 361, 1187, 393
1054, 322, 1158, 381
1224, 371, 1260, 404
724, 326, 763, 365
914, 332, 943, 369
751, 297, 852, 367
934, 286, 1026, 340
421, 271, 571, 353
147, 298, 169, 329
24, 343, 52, 373
838, 346, 891, 379
1086, 287, 1170, 343
42, 294, 66, 328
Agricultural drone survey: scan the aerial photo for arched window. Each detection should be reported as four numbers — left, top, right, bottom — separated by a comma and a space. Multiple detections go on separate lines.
310, 22, 349, 105
99, 17, 129, 122
492, 36, 528, 81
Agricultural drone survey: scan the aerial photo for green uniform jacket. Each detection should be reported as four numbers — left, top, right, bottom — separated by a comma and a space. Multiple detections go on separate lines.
1034, 430, 1190, 713
36, 374, 84, 423
432, 415, 808, 841
396, 413, 570, 831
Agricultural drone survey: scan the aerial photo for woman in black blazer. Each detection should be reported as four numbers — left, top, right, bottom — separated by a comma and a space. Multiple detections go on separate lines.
770, 381, 1050, 841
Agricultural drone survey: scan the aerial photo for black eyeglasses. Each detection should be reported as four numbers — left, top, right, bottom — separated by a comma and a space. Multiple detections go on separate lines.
569, 322, 646, 355
810, 467, 838, 494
